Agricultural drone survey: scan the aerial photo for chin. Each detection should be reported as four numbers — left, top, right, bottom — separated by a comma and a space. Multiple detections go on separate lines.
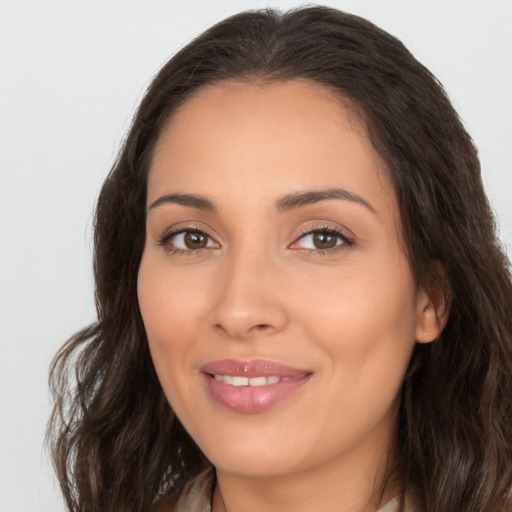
208, 446, 305, 478
187, 414, 310, 477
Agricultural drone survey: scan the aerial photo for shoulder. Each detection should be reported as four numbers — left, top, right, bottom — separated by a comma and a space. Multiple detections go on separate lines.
378, 497, 400, 512
152, 469, 214, 512
378, 497, 415, 512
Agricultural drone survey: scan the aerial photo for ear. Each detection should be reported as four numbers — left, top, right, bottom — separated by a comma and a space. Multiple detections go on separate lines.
415, 265, 451, 344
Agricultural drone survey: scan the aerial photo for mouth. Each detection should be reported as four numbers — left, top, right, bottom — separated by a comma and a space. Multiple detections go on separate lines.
200, 359, 313, 414
211, 374, 297, 386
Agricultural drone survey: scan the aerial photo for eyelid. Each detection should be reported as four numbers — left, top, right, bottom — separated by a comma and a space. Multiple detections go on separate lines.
289, 223, 355, 252
156, 221, 353, 255
158, 224, 220, 253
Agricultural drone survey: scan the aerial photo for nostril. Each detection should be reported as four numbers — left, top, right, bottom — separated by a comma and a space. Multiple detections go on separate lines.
213, 322, 273, 339
208, 297, 288, 339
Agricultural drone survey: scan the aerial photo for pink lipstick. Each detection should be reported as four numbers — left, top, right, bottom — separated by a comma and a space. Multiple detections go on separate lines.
200, 359, 312, 413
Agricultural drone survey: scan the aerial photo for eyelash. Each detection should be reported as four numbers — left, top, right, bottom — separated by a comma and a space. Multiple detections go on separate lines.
157, 225, 354, 256
292, 226, 354, 255
158, 226, 216, 256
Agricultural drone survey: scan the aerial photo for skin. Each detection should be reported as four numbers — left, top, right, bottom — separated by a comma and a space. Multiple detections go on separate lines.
137, 80, 444, 512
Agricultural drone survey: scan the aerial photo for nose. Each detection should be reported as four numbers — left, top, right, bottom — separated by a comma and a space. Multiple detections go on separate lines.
208, 246, 289, 341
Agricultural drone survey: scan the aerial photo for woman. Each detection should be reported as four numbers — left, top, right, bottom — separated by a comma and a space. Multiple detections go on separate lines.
48, 6, 512, 512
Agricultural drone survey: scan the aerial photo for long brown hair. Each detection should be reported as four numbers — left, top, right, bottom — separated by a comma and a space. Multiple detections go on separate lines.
48, 7, 512, 511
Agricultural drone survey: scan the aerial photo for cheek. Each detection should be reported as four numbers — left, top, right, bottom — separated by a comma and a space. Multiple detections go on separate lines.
295, 255, 418, 391
138, 252, 208, 341
291, 263, 417, 445
137, 255, 204, 391
298, 256, 417, 340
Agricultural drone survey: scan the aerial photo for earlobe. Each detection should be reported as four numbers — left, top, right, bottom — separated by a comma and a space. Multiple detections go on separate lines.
415, 276, 451, 344
415, 302, 444, 344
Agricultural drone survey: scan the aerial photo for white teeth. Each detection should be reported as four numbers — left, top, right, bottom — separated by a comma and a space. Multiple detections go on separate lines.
248, 376, 267, 386
221, 375, 233, 385
213, 375, 281, 386
232, 376, 249, 387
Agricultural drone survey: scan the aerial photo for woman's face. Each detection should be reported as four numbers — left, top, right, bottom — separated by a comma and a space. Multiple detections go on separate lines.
138, 80, 437, 479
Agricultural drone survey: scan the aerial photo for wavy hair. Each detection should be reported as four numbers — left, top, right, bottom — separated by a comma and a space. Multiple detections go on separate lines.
48, 6, 512, 512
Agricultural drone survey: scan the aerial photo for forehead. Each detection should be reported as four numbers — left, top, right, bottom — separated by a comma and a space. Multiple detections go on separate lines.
156, 79, 369, 162
148, 79, 395, 218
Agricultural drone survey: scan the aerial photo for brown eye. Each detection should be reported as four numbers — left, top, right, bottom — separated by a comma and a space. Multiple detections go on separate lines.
161, 229, 218, 252
312, 231, 338, 249
293, 228, 350, 252
184, 231, 208, 249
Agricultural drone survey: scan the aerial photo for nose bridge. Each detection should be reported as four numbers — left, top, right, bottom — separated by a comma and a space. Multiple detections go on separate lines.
208, 239, 288, 339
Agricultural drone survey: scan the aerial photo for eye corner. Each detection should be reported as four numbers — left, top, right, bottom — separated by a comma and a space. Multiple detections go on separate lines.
157, 226, 220, 255
289, 225, 355, 254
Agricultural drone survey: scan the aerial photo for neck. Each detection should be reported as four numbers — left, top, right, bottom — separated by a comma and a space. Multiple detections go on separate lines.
212, 441, 399, 512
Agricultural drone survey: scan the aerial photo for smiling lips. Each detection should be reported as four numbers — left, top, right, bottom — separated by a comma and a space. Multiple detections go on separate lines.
201, 359, 312, 413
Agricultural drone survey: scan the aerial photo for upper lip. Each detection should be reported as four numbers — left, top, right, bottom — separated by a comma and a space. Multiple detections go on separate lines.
200, 359, 311, 378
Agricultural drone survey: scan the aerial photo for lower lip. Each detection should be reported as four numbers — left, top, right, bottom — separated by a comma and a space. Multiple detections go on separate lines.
203, 374, 312, 413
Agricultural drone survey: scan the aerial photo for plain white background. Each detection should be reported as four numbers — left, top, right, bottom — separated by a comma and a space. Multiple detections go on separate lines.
0, 1, 511, 510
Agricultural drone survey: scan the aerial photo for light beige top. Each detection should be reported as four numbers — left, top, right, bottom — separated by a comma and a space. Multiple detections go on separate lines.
173, 470, 402, 512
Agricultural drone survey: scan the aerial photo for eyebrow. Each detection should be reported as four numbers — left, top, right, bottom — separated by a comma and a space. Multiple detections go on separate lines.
147, 188, 376, 215
275, 188, 376, 214
148, 193, 217, 212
